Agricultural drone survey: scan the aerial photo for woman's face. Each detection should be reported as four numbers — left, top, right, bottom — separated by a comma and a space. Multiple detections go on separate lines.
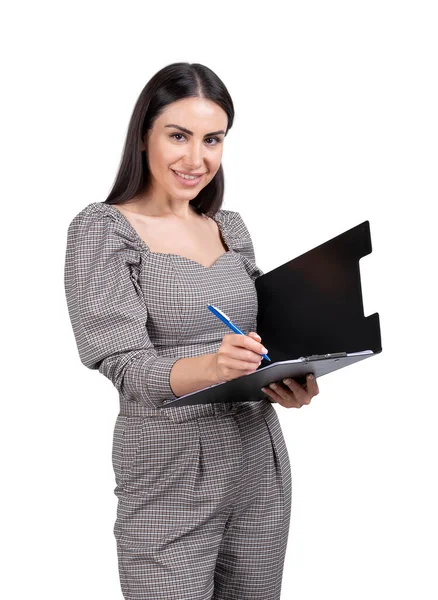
142, 97, 228, 205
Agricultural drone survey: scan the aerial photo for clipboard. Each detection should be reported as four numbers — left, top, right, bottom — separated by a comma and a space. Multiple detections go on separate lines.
165, 221, 382, 407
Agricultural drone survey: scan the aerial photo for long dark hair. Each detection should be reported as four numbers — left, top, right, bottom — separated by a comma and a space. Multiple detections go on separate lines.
104, 62, 235, 217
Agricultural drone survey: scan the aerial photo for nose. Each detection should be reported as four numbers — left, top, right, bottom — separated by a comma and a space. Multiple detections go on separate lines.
184, 140, 204, 169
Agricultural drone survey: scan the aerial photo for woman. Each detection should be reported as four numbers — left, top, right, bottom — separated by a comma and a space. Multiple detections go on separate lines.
64, 62, 319, 600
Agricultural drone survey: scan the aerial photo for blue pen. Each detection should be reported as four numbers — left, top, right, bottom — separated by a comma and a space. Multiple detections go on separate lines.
207, 304, 271, 361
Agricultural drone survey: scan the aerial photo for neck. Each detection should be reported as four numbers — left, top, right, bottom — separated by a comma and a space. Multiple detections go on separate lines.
122, 197, 201, 221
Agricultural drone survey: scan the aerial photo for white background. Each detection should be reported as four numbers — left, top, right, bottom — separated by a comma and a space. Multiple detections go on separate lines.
2, 1, 437, 598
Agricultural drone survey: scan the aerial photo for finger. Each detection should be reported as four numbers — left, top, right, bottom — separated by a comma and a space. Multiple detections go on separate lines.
248, 331, 262, 341
231, 348, 263, 366
261, 387, 277, 403
305, 373, 319, 396
220, 341, 262, 367
281, 377, 312, 405
284, 374, 318, 396
224, 356, 261, 372
261, 386, 287, 405
270, 382, 308, 406
262, 384, 302, 408
282, 376, 307, 398
232, 333, 268, 358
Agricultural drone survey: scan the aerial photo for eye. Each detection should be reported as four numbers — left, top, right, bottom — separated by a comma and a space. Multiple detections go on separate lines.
170, 133, 222, 146
205, 136, 222, 146
170, 133, 186, 142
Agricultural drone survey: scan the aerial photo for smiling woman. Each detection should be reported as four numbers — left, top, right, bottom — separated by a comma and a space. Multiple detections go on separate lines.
103, 64, 234, 218
64, 61, 292, 600
130, 95, 229, 210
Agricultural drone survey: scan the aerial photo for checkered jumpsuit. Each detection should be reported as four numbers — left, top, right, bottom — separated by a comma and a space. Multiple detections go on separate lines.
64, 201, 292, 600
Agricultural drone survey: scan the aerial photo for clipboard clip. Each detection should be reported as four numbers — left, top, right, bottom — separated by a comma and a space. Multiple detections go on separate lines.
300, 352, 348, 362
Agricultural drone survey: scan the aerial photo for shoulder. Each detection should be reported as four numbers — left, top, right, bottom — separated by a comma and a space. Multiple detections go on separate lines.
67, 202, 118, 232
214, 209, 263, 278
213, 208, 253, 246
67, 202, 133, 237
214, 208, 250, 233
66, 202, 141, 255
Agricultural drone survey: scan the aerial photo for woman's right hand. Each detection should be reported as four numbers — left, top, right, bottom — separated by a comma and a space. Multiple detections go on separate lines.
211, 332, 268, 383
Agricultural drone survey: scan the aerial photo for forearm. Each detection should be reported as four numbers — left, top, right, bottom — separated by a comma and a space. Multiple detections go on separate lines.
169, 353, 221, 397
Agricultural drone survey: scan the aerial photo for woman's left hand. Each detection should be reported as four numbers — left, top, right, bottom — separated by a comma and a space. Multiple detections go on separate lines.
261, 373, 319, 408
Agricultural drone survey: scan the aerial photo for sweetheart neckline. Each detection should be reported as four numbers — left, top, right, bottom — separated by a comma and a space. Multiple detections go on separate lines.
105, 203, 234, 270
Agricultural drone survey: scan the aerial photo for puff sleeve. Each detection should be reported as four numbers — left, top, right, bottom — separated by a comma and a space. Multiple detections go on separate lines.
64, 204, 180, 408
226, 211, 264, 282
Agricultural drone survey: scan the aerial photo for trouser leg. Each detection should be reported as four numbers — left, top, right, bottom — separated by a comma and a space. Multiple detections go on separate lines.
112, 412, 244, 600
111, 401, 291, 600
213, 402, 292, 600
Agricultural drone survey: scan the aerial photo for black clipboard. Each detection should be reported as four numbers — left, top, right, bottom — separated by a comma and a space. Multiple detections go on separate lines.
165, 221, 382, 407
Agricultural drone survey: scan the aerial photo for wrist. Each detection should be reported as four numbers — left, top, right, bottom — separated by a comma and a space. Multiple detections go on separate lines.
204, 353, 221, 385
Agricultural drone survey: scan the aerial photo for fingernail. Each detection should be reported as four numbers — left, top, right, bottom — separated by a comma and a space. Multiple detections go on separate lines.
307, 374, 314, 380
261, 346, 268, 354
283, 378, 292, 384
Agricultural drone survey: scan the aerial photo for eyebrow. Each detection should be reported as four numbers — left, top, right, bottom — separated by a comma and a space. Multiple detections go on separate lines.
165, 124, 226, 137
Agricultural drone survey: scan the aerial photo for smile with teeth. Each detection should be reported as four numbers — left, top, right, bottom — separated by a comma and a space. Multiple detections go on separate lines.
173, 170, 202, 180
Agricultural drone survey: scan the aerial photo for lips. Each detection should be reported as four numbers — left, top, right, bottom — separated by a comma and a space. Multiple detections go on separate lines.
172, 169, 204, 186
172, 170, 205, 177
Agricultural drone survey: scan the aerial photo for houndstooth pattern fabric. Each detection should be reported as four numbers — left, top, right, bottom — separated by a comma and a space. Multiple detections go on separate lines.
64, 202, 292, 599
